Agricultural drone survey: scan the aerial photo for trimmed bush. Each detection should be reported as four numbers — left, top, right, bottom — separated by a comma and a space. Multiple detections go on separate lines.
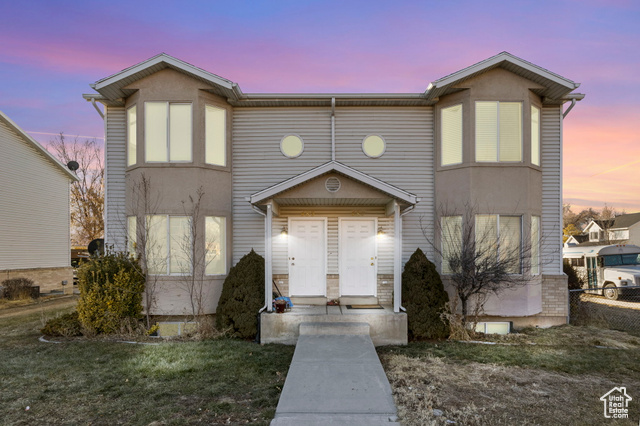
41, 311, 82, 337
564, 260, 584, 290
216, 250, 264, 339
1, 278, 35, 300
402, 248, 450, 340
76, 252, 146, 334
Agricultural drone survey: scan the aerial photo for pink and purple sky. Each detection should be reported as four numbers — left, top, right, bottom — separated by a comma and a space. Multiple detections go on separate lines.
1, 0, 638, 212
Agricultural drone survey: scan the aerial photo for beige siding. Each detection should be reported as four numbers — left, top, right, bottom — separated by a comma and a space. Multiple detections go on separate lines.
334, 107, 435, 261
232, 106, 434, 265
541, 106, 562, 274
104, 106, 127, 251
0, 121, 71, 269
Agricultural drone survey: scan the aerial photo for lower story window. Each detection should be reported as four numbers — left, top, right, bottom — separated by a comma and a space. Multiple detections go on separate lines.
475, 214, 522, 274
441, 215, 462, 274
205, 216, 226, 275
146, 215, 191, 275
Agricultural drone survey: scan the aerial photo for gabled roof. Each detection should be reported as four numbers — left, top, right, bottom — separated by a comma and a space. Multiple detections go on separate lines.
85, 52, 582, 108
85, 53, 243, 106
249, 161, 418, 206
0, 110, 79, 182
424, 51, 582, 104
611, 213, 640, 229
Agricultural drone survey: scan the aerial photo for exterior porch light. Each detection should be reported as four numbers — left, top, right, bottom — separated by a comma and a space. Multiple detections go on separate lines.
377, 226, 384, 236
281, 226, 288, 236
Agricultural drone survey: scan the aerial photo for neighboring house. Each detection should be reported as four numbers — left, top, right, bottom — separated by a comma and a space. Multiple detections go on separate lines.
571, 213, 640, 247
0, 110, 78, 293
84, 51, 583, 336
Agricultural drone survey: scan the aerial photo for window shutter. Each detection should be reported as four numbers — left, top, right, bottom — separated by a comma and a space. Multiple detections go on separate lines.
127, 106, 137, 166
475, 102, 498, 162
531, 106, 540, 166
499, 102, 522, 162
441, 105, 462, 166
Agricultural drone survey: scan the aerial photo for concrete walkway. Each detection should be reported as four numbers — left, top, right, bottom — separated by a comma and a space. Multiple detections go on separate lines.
271, 322, 399, 425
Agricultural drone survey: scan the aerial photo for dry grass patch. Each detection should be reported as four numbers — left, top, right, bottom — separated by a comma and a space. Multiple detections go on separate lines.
379, 325, 640, 425
381, 354, 640, 425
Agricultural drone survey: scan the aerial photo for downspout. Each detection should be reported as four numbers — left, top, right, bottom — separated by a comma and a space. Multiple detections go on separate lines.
397, 204, 418, 313
90, 98, 105, 120
251, 205, 269, 314
331, 97, 336, 162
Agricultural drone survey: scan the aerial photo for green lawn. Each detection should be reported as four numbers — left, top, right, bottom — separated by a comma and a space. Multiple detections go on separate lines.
0, 306, 294, 425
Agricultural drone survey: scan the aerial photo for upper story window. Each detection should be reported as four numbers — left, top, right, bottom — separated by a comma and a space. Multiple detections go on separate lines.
362, 135, 386, 158
531, 105, 540, 166
476, 101, 522, 162
206, 105, 226, 166
127, 106, 137, 166
441, 104, 463, 166
145, 102, 192, 162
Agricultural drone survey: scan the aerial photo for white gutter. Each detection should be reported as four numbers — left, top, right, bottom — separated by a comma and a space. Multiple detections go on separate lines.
562, 93, 585, 119
331, 97, 336, 162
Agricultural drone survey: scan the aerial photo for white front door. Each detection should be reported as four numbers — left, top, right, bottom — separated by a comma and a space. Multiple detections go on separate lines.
289, 218, 326, 296
340, 219, 377, 296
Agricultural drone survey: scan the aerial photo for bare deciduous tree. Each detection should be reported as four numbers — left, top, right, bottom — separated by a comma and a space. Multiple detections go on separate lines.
49, 133, 104, 246
421, 204, 543, 324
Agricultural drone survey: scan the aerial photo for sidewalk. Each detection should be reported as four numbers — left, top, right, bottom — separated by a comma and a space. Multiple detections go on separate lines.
271, 327, 399, 425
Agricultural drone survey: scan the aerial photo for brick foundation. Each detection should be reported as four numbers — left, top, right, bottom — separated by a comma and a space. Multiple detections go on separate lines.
1, 267, 74, 294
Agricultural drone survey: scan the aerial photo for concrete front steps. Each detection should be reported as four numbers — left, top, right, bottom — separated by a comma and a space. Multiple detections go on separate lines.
271, 322, 399, 425
260, 305, 407, 346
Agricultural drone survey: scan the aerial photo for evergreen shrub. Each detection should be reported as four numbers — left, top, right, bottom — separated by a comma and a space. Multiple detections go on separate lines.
41, 311, 83, 337
402, 248, 450, 339
216, 250, 264, 339
564, 260, 584, 290
76, 252, 146, 334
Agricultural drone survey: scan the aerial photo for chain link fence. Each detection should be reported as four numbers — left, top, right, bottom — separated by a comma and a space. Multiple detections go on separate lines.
569, 286, 640, 336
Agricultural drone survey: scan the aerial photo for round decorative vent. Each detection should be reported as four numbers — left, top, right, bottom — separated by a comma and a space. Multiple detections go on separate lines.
325, 177, 341, 193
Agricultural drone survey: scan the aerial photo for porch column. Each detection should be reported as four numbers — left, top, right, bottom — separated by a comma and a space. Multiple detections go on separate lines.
265, 204, 273, 312
394, 202, 402, 313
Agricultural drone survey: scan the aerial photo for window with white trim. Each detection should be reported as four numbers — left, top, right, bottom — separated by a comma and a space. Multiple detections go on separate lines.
127, 215, 137, 254
145, 102, 192, 162
206, 105, 226, 166
146, 215, 191, 275
531, 105, 540, 166
441, 215, 462, 274
475, 214, 522, 274
441, 104, 463, 166
205, 216, 226, 275
127, 106, 137, 166
476, 101, 522, 162
531, 215, 540, 275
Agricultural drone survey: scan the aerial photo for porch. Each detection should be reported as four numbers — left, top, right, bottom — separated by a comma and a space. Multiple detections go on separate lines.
260, 303, 408, 346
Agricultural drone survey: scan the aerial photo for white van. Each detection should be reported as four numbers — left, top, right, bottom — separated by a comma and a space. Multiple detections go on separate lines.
563, 244, 640, 300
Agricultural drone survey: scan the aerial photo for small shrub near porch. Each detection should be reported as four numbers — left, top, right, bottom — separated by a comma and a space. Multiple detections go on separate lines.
216, 250, 265, 339
402, 248, 450, 340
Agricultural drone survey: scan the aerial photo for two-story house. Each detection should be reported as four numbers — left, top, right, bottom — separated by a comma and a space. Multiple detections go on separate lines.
84, 52, 583, 343
569, 213, 640, 247
0, 110, 78, 293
